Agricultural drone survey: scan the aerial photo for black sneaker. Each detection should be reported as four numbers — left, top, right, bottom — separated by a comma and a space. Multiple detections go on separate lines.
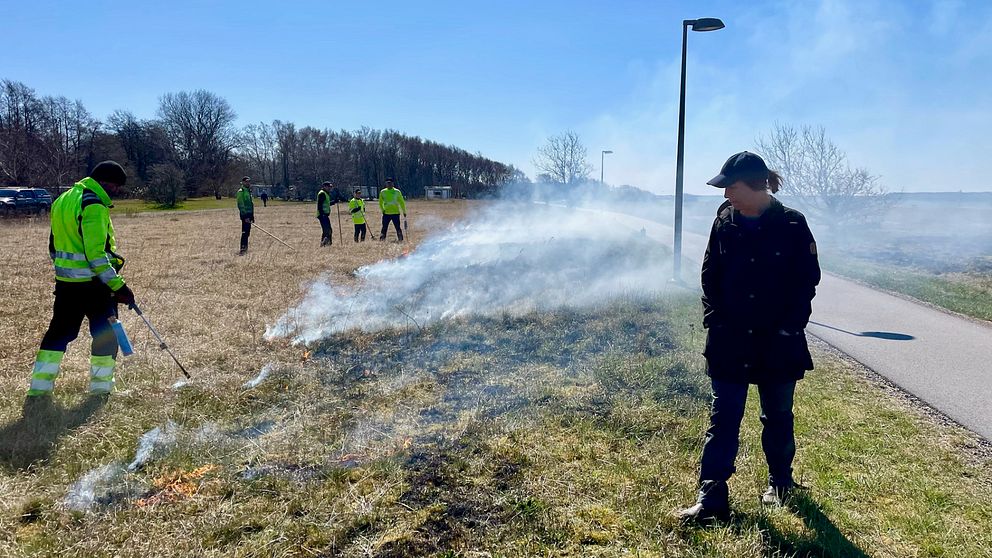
676, 502, 730, 524
761, 485, 791, 507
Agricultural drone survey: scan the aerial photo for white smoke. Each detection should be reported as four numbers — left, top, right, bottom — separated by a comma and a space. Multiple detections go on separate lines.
266, 201, 675, 344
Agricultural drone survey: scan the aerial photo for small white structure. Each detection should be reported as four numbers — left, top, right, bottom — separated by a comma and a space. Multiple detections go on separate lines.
425, 186, 453, 200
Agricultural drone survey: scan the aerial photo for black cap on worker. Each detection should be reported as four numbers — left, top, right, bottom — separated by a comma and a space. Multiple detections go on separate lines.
242, 176, 250, 182
90, 161, 127, 186
706, 151, 768, 188
386, 177, 395, 183
322, 181, 332, 187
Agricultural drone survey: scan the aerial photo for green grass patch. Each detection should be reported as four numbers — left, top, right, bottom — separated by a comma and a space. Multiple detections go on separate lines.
822, 254, 992, 322
111, 197, 303, 215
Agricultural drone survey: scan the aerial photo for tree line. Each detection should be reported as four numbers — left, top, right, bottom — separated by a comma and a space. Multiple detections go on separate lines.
0, 79, 514, 204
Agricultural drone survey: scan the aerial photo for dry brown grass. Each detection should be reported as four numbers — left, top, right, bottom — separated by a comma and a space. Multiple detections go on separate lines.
2, 200, 992, 557
0, 199, 474, 391
0, 201, 472, 513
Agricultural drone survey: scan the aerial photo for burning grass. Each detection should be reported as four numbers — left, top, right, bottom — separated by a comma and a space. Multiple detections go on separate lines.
1, 200, 991, 557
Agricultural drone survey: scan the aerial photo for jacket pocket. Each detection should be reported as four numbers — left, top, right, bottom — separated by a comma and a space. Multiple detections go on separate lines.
766, 330, 813, 373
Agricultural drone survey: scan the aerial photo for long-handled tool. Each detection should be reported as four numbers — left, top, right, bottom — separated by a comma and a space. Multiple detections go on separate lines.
335, 197, 343, 244
129, 303, 191, 379
251, 222, 294, 251
404, 214, 409, 241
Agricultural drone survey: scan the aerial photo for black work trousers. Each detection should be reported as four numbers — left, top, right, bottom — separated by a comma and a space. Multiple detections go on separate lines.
697, 379, 796, 507
380, 214, 403, 241
354, 223, 367, 242
240, 216, 252, 252
318, 215, 332, 246
40, 281, 119, 358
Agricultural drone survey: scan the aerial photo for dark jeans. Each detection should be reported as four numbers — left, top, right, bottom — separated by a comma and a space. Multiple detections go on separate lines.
240, 216, 252, 251
40, 281, 118, 357
380, 214, 403, 241
318, 215, 332, 246
697, 379, 796, 507
354, 223, 367, 242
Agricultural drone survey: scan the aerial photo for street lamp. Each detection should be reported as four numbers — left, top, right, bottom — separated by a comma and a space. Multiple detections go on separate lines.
601, 150, 613, 184
673, 17, 724, 283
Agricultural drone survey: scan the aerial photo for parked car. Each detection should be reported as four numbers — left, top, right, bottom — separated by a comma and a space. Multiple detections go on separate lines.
0, 187, 53, 216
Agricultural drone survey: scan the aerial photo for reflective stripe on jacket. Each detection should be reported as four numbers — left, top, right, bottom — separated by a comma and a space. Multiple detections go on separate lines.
348, 197, 366, 224
49, 177, 125, 291
378, 187, 406, 215
316, 190, 331, 217
236, 187, 254, 216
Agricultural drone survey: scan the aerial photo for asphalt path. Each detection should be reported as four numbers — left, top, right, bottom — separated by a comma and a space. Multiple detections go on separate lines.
580, 205, 992, 441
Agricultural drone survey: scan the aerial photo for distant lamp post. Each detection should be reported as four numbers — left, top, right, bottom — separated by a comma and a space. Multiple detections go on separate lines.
601, 150, 613, 184
673, 17, 725, 283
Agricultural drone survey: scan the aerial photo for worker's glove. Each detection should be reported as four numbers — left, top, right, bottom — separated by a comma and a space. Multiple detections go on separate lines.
113, 284, 136, 306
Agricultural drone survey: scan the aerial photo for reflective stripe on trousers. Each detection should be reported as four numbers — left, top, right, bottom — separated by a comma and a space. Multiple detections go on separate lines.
28, 349, 64, 395
90, 354, 116, 394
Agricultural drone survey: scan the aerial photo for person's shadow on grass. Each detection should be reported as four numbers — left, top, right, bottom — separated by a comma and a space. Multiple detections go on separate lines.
733, 489, 871, 558
0, 395, 107, 471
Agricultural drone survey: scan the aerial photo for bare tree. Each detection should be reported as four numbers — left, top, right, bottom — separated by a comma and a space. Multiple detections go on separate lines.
239, 121, 280, 192
756, 124, 888, 227
533, 131, 593, 186
158, 90, 238, 197
108, 110, 172, 187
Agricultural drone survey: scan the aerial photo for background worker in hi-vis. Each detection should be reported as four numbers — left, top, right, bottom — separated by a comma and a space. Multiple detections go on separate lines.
378, 178, 405, 241
29, 161, 136, 397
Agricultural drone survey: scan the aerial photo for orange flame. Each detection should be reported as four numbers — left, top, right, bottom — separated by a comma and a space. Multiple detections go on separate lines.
136, 464, 219, 507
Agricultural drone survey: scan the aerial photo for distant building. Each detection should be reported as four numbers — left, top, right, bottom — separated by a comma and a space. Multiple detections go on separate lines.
424, 186, 453, 200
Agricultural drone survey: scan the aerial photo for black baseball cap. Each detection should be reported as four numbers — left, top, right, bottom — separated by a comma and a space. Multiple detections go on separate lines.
90, 161, 127, 186
706, 151, 769, 188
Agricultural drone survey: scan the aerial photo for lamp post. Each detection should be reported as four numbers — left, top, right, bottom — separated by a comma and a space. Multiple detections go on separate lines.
673, 17, 724, 283
601, 150, 613, 184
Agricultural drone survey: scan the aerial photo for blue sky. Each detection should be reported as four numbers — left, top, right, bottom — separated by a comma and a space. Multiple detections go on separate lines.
4, 0, 990, 193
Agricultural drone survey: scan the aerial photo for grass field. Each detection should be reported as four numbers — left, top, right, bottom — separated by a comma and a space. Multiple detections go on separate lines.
820, 254, 992, 323
1, 200, 990, 557
110, 196, 304, 215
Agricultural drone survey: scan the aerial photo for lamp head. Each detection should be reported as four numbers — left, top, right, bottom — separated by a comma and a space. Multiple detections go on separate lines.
687, 18, 725, 32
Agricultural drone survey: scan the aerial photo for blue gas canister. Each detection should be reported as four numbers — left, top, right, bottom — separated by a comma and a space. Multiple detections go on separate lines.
110, 317, 134, 356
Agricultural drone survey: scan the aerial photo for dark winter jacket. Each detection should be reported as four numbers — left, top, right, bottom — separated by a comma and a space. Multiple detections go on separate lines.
701, 197, 821, 384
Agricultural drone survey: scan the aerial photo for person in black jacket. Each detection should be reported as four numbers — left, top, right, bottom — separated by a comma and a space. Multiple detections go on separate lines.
678, 151, 821, 524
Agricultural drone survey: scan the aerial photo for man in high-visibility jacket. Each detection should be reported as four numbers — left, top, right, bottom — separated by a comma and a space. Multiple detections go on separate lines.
237, 177, 254, 255
378, 178, 406, 241
316, 182, 333, 246
349, 189, 368, 242
29, 161, 136, 397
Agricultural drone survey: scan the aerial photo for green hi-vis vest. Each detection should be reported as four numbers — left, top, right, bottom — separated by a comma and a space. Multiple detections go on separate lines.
49, 177, 125, 291
378, 187, 406, 215
236, 186, 254, 215
316, 190, 331, 217
348, 197, 366, 224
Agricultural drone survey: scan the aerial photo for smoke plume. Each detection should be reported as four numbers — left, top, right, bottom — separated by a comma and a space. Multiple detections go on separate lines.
266, 202, 674, 343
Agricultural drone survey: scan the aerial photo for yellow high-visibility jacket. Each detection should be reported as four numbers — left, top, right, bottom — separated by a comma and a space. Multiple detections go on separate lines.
49, 177, 125, 291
